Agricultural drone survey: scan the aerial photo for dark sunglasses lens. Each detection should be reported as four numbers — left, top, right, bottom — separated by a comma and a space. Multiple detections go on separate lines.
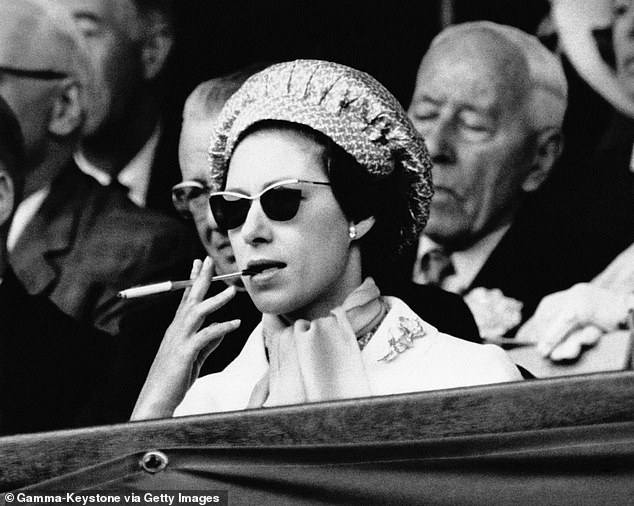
261, 187, 302, 221
209, 195, 250, 230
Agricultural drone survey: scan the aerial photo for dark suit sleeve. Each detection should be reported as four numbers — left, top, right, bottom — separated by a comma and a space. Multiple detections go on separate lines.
0, 284, 119, 435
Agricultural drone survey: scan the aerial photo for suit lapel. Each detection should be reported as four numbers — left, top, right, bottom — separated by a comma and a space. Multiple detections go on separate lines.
9, 167, 80, 296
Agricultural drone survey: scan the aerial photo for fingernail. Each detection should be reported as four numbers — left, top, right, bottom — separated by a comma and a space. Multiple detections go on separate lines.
203, 256, 212, 268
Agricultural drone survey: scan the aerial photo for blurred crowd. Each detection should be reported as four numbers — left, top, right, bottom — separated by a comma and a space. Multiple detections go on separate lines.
0, 0, 632, 435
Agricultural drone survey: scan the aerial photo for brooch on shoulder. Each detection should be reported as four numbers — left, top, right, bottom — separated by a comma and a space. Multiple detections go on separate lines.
378, 316, 427, 362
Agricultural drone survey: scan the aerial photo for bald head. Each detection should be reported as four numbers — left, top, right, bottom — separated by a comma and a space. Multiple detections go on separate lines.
423, 21, 567, 132
409, 22, 567, 249
179, 64, 270, 279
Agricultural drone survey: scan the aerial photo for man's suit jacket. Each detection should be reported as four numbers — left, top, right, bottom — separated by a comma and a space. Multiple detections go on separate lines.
475, 128, 634, 324
0, 268, 118, 436
403, 196, 589, 333
10, 162, 202, 335
467, 209, 586, 323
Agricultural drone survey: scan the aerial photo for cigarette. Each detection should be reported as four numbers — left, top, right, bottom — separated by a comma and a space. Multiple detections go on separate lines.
482, 337, 536, 347
117, 269, 254, 299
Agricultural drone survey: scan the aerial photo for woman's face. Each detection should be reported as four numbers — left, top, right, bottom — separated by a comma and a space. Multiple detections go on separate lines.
225, 127, 360, 321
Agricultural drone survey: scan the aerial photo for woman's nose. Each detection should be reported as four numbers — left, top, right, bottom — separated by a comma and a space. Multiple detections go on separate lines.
240, 199, 272, 245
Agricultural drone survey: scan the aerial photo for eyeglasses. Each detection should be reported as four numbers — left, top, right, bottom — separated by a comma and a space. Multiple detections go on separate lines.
209, 178, 331, 231
171, 181, 211, 219
0, 66, 68, 81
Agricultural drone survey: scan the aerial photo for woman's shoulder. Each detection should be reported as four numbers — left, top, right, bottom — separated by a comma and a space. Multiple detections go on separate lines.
372, 297, 523, 388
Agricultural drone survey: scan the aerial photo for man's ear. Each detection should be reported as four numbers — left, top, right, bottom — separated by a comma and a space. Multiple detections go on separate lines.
352, 215, 376, 240
522, 127, 563, 192
140, 10, 174, 80
0, 170, 15, 229
48, 80, 83, 137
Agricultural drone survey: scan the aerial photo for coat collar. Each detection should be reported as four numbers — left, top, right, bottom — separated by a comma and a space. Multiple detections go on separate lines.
9, 164, 86, 295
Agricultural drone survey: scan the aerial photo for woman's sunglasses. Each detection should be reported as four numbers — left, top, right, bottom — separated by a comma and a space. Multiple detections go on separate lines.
208, 178, 331, 231
171, 181, 210, 219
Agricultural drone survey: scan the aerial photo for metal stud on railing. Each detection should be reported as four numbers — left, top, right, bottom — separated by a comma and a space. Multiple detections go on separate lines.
140, 450, 169, 474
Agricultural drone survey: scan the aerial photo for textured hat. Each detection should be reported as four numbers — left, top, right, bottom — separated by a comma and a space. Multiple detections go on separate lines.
208, 59, 433, 247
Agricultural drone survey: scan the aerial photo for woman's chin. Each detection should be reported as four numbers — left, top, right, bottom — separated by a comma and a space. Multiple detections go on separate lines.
249, 292, 303, 318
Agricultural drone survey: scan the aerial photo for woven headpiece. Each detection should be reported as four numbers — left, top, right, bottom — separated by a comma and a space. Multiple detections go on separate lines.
208, 59, 433, 247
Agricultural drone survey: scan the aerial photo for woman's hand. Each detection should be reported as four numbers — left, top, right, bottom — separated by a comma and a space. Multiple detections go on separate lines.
131, 257, 240, 420
516, 283, 634, 361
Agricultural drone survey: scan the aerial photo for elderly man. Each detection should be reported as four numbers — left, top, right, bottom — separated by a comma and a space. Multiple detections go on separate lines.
408, 21, 573, 336
60, 0, 181, 215
0, 0, 198, 335
0, 94, 121, 435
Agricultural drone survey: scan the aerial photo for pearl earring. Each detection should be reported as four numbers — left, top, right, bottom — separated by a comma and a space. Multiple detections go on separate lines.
348, 224, 357, 240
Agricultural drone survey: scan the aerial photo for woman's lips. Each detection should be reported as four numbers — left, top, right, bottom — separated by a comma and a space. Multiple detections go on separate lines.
245, 261, 287, 282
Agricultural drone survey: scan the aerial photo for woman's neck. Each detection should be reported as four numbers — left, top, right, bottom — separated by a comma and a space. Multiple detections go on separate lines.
282, 248, 364, 322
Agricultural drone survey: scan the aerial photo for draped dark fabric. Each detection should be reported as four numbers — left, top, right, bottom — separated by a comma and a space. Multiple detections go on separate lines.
17, 422, 634, 505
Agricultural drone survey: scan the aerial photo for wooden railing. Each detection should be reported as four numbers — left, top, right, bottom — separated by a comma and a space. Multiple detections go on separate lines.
1, 371, 633, 491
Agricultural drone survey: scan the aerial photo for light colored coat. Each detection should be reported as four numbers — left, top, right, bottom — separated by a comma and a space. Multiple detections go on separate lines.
175, 297, 523, 416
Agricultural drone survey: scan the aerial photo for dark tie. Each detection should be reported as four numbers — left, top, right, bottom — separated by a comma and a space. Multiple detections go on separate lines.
108, 179, 131, 201
419, 248, 455, 287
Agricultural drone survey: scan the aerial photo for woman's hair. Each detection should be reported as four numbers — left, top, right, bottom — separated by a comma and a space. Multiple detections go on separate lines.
233, 120, 416, 285
209, 59, 433, 290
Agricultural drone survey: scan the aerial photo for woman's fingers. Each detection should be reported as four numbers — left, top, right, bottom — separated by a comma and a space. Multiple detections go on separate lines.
177, 258, 203, 311
549, 325, 603, 361
197, 284, 237, 314
195, 319, 242, 362
182, 284, 237, 330
188, 256, 215, 302
535, 313, 579, 357
193, 318, 241, 348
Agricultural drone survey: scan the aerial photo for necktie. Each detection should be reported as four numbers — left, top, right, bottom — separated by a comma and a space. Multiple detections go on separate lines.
419, 247, 455, 287
109, 179, 129, 195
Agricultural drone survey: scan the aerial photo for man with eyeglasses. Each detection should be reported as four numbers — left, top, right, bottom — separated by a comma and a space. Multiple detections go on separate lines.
0, 0, 198, 336
0, 92, 125, 435
172, 68, 267, 374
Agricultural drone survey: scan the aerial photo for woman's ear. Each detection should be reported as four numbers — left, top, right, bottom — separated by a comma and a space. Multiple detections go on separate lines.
351, 216, 376, 241
48, 80, 83, 137
140, 11, 174, 81
0, 169, 15, 229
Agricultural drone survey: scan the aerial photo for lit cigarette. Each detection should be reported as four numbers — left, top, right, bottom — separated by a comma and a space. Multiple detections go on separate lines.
117, 269, 254, 299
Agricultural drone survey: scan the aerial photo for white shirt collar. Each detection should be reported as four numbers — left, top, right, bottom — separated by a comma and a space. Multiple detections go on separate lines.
7, 186, 50, 252
414, 224, 511, 294
74, 125, 161, 208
